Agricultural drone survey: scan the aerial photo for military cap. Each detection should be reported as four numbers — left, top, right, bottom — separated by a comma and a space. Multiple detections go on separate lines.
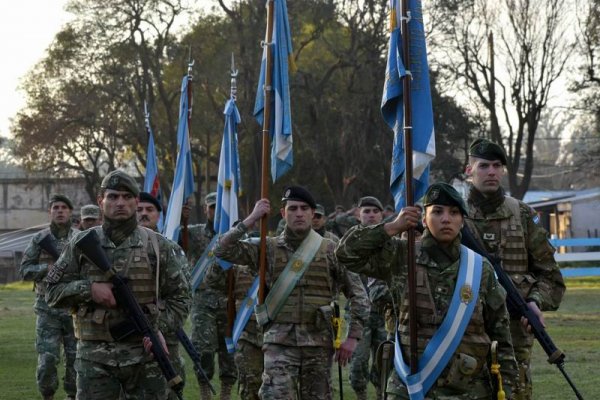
48, 193, 74, 209
80, 204, 101, 220
205, 192, 217, 207
422, 182, 468, 216
281, 186, 317, 209
358, 196, 383, 211
315, 204, 326, 216
469, 138, 507, 165
139, 192, 162, 212
100, 170, 140, 196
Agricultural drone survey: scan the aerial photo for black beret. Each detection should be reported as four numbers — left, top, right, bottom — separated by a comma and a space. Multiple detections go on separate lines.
100, 170, 140, 196
469, 138, 507, 165
48, 193, 73, 209
139, 192, 162, 212
422, 182, 468, 216
358, 196, 383, 211
281, 186, 317, 209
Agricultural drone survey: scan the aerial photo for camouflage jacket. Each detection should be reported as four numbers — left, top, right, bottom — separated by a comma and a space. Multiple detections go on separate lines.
45, 226, 191, 366
20, 226, 79, 311
186, 223, 225, 295
467, 195, 565, 311
214, 224, 369, 347
336, 225, 518, 395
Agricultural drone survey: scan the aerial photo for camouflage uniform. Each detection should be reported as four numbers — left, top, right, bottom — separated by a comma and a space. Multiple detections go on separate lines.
20, 224, 78, 399
314, 226, 340, 243
45, 225, 191, 399
186, 223, 237, 392
231, 265, 264, 400
466, 191, 565, 400
336, 225, 518, 399
215, 224, 369, 400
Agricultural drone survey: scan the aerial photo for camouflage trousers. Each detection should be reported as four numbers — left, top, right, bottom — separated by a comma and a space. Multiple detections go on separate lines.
35, 305, 77, 397
190, 291, 237, 385
76, 358, 165, 399
234, 339, 263, 400
260, 343, 333, 400
349, 311, 387, 392
510, 319, 534, 400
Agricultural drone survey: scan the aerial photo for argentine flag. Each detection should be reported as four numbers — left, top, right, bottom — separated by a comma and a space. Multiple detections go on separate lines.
253, 0, 294, 182
143, 108, 164, 231
381, 0, 435, 210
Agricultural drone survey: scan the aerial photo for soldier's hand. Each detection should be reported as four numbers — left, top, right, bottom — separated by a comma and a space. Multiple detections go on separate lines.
384, 206, 421, 237
521, 301, 545, 332
91, 282, 117, 308
335, 337, 358, 367
143, 331, 170, 356
244, 198, 270, 227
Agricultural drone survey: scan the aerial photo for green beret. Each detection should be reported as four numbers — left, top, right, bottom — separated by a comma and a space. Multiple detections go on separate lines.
358, 196, 383, 211
100, 170, 140, 196
469, 138, 507, 165
80, 204, 101, 219
205, 192, 217, 207
315, 204, 326, 216
49, 193, 73, 209
281, 186, 317, 209
422, 182, 468, 216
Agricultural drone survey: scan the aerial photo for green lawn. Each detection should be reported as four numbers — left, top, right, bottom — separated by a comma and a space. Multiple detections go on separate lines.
1, 279, 598, 399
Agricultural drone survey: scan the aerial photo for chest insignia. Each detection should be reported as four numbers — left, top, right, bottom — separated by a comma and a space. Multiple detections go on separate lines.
460, 284, 473, 304
483, 233, 495, 241
291, 259, 303, 272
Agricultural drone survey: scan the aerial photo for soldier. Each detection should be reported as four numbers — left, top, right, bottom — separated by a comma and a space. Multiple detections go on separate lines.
79, 204, 102, 230
44, 170, 191, 399
137, 191, 188, 400
465, 138, 566, 400
312, 203, 339, 242
20, 193, 78, 400
214, 186, 369, 400
347, 196, 389, 400
336, 182, 518, 399
186, 192, 237, 399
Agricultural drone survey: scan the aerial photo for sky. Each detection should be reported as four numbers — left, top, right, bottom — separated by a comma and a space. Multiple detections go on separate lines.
0, 0, 72, 138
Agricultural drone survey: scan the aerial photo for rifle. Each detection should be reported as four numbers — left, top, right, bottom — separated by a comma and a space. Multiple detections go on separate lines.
175, 328, 216, 395
75, 230, 185, 400
461, 227, 584, 400
331, 301, 344, 400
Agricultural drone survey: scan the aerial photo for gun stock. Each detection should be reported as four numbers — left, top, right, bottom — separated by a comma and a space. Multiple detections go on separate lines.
461, 227, 584, 400
75, 230, 185, 400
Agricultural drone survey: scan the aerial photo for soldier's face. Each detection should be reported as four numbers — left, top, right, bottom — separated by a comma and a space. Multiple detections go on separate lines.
137, 201, 160, 230
282, 200, 314, 233
424, 204, 463, 245
359, 206, 383, 226
49, 201, 72, 225
80, 217, 101, 230
466, 157, 505, 195
312, 213, 326, 230
98, 189, 138, 221
204, 204, 216, 222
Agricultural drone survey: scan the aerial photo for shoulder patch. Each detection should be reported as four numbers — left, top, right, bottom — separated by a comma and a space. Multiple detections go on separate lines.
46, 261, 66, 284
532, 214, 540, 225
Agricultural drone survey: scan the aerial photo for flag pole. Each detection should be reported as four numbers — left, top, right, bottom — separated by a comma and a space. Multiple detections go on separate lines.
400, 0, 418, 374
181, 47, 194, 253
258, 0, 275, 305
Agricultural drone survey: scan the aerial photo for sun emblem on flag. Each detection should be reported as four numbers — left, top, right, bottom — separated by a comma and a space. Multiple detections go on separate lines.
460, 284, 473, 303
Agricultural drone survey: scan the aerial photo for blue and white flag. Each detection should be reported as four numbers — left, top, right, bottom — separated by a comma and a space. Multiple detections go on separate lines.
253, 0, 294, 182
381, 0, 435, 210
215, 97, 243, 270
143, 109, 164, 231
163, 76, 195, 241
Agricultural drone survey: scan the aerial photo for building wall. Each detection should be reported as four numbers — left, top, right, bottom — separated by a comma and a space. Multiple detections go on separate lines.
571, 197, 600, 238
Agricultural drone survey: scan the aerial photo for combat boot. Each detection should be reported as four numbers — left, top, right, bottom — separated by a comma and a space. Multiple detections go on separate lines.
355, 389, 368, 400
199, 382, 212, 400
220, 381, 234, 400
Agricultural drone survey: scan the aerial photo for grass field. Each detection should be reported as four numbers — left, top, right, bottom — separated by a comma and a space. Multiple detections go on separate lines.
1, 278, 599, 399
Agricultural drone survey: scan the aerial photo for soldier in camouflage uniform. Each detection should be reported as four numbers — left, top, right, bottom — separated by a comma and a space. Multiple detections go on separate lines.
138, 191, 189, 400
465, 138, 565, 400
20, 193, 78, 400
312, 204, 340, 242
336, 183, 518, 399
79, 205, 102, 231
215, 186, 369, 400
186, 192, 236, 399
45, 170, 191, 400
347, 196, 390, 400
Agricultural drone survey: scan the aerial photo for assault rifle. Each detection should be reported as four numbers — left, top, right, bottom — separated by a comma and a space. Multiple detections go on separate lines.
175, 328, 216, 394
75, 230, 185, 400
461, 227, 584, 400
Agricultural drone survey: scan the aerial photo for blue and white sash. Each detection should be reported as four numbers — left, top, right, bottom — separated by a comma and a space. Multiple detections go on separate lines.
190, 236, 219, 291
394, 245, 483, 400
225, 276, 259, 353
